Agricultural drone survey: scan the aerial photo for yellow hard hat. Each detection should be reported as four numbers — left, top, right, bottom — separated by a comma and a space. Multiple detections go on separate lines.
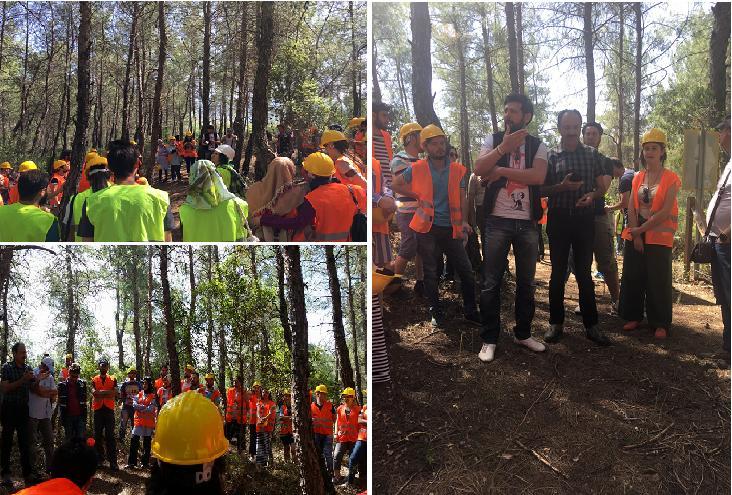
151, 391, 229, 465
168, 135, 176, 141
18, 161, 37, 173
641, 128, 667, 146
419, 124, 446, 148
130, 140, 137, 146
84, 155, 108, 172
399, 123, 423, 143
303, 152, 335, 177
320, 129, 348, 147
315, 384, 328, 394
185, 364, 195, 372
185, 131, 193, 137
89, 148, 97, 153
64, 353, 73, 360
205, 373, 215, 380
283, 389, 291, 395
127, 366, 136, 374
85, 151, 98, 163
347, 117, 365, 129
252, 380, 262, 387
0, 162, 11, 169
341, 387, 356, 397
372, 269, 397, 294
52, 159, 67, 171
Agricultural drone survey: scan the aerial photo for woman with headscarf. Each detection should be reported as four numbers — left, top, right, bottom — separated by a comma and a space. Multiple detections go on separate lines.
246, 157, 307, 241
178, 160, 253, 242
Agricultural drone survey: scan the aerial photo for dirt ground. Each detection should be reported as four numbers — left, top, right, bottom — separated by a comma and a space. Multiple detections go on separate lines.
374, 249, 730, 494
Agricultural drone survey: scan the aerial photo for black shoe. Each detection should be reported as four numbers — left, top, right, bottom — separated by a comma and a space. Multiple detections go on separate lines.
544, 324, 564, 343
585, 326, 611, 346
430, 311, 446, 329
109, 463, 119, 472
464, 311, 482, 326
413, 280, 424, 297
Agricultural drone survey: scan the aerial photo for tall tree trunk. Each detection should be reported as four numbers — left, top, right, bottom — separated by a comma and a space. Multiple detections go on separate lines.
64, 247, 77, 356
185, 245, 196, 365
132, 263, 142, 373
276, 247, 292, 351
214, 246, 227, 406
161, 246, 181, 396
285, 246, 335, 495
481, 7, 499, 134
233, 2, 248, 169
505, 3, 520, 94
325, 247, 355, 389
584, 2, 596, 122
0, 249, 12, 363
453, 16, 471, 169
350, 2, 361, 116
617, 4, 625, 161
59, 1, 92, 223
116, 289, 128, 371
252, 1, 276, 181
633, 2, 642, 167
121, 2, 139, 142
358, 251, 367, 364
410, 2, 442, 127
710, 2, 731, 125
144, 247, 153, 376
0, 2, 7, 142
372, 39, 382, 104
146, 2, 167, 177
516, 3, 525, 94
206, 247, 214, 371
202, 2, 212, 127
344, 248, 363, 404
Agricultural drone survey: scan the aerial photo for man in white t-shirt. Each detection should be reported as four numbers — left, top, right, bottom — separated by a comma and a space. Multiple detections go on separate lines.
473, 94, 548, 363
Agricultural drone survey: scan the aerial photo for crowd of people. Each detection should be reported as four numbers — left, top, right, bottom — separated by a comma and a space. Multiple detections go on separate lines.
0, 342, 367, 492
372, 94, 730, 382
0, 118, 368, 243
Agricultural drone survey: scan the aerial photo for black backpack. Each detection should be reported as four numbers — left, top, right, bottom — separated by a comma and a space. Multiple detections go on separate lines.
221, 164, 247, 198
347, 185, 367, 242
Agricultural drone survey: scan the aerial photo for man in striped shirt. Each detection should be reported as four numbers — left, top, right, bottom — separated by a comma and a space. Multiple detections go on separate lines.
391, 123, 424, 294
372, 102, 394, 188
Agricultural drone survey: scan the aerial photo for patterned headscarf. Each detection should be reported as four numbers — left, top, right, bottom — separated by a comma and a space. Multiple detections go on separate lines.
185, 160, 237, 210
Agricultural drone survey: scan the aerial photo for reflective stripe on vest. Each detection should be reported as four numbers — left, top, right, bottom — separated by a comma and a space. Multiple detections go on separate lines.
133, 392, 157, 429
85, 184, 169, 241
408, 159, 466, 239
0, 203, 56, 242
373, 158, 389, 235
248, 397, 259, 424
357, 405, 367, 441
335, 404, 360, 443
92, 375, 116, 411
179, 198, 248, 242
621, 169, 680, 247
311, 400, 334, 436
280, 404, 292, 435
305, 183, 358, 242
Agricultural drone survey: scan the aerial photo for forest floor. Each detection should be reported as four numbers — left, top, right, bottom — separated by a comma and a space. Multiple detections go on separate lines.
374, 247, 730, 494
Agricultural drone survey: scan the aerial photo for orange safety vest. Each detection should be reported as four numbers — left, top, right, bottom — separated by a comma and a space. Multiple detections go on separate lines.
409, 159, 466, 239
157, 387, 172, 408
256, 399, 276, 433
180, 139, 198, 158
49, 173, 66, 207
61, 367, 70, 380
379, 129, 394, 162
133, 391, 157, 429
92, 374, 116, 411
311, 400, 335, 436
8, 184, 18, 204
200, 386, 221, 403
621, 169, 680, 248
539, 198, 548, 225
248, 396, 260, 425
297, 183, 363, 242
280, 404, 292, 435
357, 405, 367, 442
154, 377, 164, 390
15, 477, 84, 495
225, 387, 246, 423
373, 158, 389, 235
335, 404, 361, 443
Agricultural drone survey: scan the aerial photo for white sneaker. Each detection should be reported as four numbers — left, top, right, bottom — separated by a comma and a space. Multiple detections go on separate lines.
478, 343, 496, 362
574, 304, 582, 315
514, 337, 546, 353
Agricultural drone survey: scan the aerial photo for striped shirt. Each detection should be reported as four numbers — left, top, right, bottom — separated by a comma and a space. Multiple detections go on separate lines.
390, 151, 419, 214
372, 294, 391, 384
372, 133, 393, 189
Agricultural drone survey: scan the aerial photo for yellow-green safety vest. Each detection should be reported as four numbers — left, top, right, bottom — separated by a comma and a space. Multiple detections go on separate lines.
71, 188, 93, 242
179, 198, 249, 242
0, 203, 57, 241
216, 166, 232, 189
85, 184, 169, 242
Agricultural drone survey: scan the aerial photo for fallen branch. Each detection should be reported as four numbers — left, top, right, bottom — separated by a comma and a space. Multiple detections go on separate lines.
394, 469, 423, 495
515, 439, 569, 479
623, 422, 675, 450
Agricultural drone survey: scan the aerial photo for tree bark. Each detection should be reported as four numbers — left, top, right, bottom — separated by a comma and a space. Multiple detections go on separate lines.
132, 262, 142, 373
633, 2, 642, 167
276, 247, 292, 352
410, 2, 442, 127
453, 14, 471, 169
710, 2, 730, 125
344, 248, 363, 404
252, 1, 276, 181
505, 3, 520, 94
0, 248, 12, 363
233, 2, 249, 170
145, 247, 153, 376
584, 2, 596, 122
202, 2, 212, 127
59, 1, 92, 223
161, 246, 181, 396
206, 246, 214, 371
325, 247, 355, 389
115, 287, 127, 371
64, 247, 77, 356
516, 3, 525, 94
617, 4, 625, 161
481, 7, 499, 134
214, 246, 226, 406
186, 245, 196, 366
121, 2, 139, 142
372, 39, 382, 104
285, 246, 334, 495
350, 2, 361, 116
146, 2, 167, 178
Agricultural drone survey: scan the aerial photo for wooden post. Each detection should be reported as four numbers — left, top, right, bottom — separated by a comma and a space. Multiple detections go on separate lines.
684, 196, 695, 281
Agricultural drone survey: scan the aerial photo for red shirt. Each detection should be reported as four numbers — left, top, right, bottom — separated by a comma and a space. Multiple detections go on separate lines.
66, 380, 81, 417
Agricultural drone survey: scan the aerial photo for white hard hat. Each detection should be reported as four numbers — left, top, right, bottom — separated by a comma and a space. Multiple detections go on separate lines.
214, 144, 235, 161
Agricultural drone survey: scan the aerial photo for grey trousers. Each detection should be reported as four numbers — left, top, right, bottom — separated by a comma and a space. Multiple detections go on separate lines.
28, 417, 53, 474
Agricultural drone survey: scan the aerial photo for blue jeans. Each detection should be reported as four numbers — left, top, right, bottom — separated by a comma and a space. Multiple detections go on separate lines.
479, 216, 539, 344
712, 240, 730, 352
62, 415, 86, 442
314, 433, 333, 475
348, 440, 366, 483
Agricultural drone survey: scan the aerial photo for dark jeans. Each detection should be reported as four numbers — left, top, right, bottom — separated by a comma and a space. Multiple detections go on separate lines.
618, 242, 673, 328
62, 414, 86, 441
248, 424, 257, 457
94, 407, 117, 465
1, 405, 31, 478
480, 216, 539, 344
128, 434, 151, 467
417, 225, 477, 316
711, 240, 731, 351
547, 209, 598, 328
225, 421, 246, 451
538, 224, 545, 259
171, 164, 181, 181
184, 157, 195, 174
348, 440, 366, 484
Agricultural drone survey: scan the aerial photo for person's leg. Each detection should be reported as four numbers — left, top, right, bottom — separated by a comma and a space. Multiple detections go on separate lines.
322, 435, 334, 475
16, 409, 32, 479
537, 224, 545, 260
593, 214, 620, 303
394, 213, 418, 275
546, 210, 572, 326
94, 410, 105, 464
39, 419, 53, 473
712, 241, 731, 352
141, 436, 151, 466
479, 217, 513, 345
347, 441, 362, 483
357, 441, 367, 485
572, 214, 599, 329
104, 409, 117, 466
282, 437, 291, 462
372, 294, 391, 383
441, 231, 477, 315
643, 245, 673, 330
0, 410, 13, 478
512, 220, 540, 341
415, 231, 440, 316
62, 415, 73, 442
618, 240, 646, 323
249, 424, 257, 457
119, 407, 129, 440
128, 434, 139, 466
333, 442, 345, 480
74, 415, 86, 440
